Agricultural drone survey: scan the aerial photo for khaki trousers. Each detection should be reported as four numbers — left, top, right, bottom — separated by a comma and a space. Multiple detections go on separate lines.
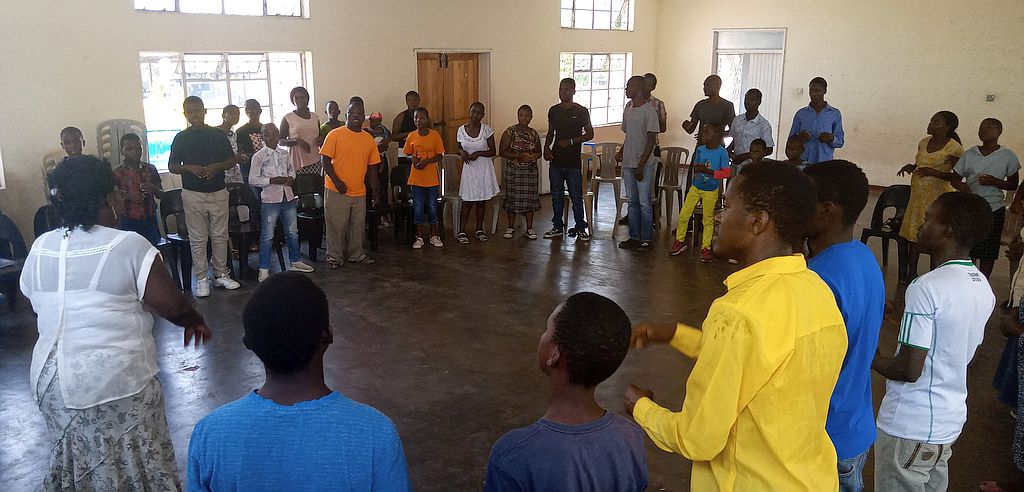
181, 188, 231, 280
325, 189, 366, 261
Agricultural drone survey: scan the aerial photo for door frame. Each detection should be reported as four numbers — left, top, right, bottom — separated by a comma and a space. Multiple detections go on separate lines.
413, 49, 492, 128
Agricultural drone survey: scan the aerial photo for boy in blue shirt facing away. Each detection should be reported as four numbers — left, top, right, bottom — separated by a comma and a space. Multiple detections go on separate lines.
804, 160, 885, 492
484, 293, 647, 492
670, 123, 730, 262
187, 273, 410, 492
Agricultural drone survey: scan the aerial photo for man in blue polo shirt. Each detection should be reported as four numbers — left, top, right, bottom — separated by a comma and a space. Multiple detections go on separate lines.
789, 77, 845, 164
804, 160, 884, 492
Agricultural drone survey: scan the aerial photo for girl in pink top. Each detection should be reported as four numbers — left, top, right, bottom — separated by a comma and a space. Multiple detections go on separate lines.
280, 86, 322, 175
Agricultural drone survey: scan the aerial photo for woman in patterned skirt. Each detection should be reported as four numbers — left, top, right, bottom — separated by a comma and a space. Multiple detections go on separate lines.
498, 105, 543, 239
22, 156, 212, 491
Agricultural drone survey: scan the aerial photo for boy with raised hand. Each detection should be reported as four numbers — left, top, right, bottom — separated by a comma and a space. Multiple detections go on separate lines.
187, 272, 409, 491
168, 96, 241, 297
873, 191, 996, 491
626, 161, 847, 491
669, 123, 729, 261
804, 160, 885, 492
484, 292, 647, 492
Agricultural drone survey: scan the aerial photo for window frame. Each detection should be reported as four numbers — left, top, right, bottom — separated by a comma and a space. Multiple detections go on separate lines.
134, 0, 306, 18
560, 0, 635, 32
559, 51, 633, 127
139, 50, 310, 172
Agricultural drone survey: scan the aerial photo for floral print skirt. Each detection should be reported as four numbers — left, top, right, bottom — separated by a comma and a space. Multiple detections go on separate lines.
35, 348, 181, 491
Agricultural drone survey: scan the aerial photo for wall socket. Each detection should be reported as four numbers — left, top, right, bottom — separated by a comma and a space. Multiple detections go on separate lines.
986, 94, 996, 102
794, 88, 804, 95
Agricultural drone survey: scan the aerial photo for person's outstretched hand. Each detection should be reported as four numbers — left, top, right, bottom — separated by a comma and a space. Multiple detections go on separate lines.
185, 322, 213, 349
631, 322, 678, 348
624, 384, 654, 417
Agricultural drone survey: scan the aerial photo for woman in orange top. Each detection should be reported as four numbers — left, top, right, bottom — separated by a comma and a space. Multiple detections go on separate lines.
403, 107, 445, 249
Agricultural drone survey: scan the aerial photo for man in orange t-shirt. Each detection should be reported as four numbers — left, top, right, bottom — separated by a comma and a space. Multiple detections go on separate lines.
319, 102, 381, 268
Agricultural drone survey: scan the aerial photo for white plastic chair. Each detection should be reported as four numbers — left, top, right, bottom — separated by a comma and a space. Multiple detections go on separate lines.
439, 154, 463, 239
591, 141, 623, 222
562, 152, 597, 236
97, 119, 148, 168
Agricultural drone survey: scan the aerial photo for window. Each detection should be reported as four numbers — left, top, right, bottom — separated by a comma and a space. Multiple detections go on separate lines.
559, 52, 632, 126
713, 29, 786, 156
560, 0, 634, 31
135, 0, 303, 17
140, 51, 309, 170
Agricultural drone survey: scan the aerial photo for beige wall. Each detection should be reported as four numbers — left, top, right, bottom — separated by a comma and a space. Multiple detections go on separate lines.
0, 0, 658, 235
655, 0, 1024, 186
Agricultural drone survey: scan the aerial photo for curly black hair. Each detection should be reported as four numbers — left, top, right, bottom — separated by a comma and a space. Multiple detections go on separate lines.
735, 161, 817, 245
803, 160, 869, 226
552, 292, 631, 388
50, 155, 117, 231
243, 272, 329, 374
932, 192, 993, 249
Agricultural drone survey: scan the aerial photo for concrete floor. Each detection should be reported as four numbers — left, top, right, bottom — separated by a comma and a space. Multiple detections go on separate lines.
1, 188, 1021, 491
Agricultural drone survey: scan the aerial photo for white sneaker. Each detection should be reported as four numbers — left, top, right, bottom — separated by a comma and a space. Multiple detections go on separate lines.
288, 261, 314, 273
258, 269, 270, 282
412, 236, 425, 249
196, 278, 210, 298
429, 235, 444, 247
213, 275, 241, 290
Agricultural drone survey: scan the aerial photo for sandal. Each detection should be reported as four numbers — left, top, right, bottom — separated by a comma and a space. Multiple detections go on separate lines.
326, 257, 343, 270
502, 228, 514, 239
457, 232, 470, 244
348, 255, 376, 265
475, 230, 489, 242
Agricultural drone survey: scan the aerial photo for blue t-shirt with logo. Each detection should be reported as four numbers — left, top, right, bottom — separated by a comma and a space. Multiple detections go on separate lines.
808, 240, 885, 460
692, 144, 730, 191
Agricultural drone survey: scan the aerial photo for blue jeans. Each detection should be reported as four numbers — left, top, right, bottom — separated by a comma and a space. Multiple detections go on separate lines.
412, 185, 439, 225
623, 162, 657, 241
549, 165, 587, 230
120, 215, 162, 246
259, 199, 301, 269
838, 450, 868, 492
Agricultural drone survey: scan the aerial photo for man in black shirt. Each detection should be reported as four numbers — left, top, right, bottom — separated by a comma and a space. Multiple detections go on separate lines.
169, 96, 241, 297
544, 78, 594, 241
235, 98, 264, 182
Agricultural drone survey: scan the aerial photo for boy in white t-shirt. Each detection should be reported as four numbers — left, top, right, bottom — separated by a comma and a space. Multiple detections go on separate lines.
872, 191, 997, 491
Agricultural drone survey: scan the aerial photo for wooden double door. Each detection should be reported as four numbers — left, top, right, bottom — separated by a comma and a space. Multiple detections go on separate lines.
416, 53, 480, 154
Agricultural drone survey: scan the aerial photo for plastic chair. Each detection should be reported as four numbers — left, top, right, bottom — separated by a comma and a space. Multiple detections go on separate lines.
651, 160, 664, 228
293, 174, 325, 261
389, 164, 416, 244
591, 142, 623, 222
439, 154, 462, 239
97, 119, 148, 169
0, 212, 27, 311
158, 189, 192, 292
33, 205, 59, 238
657, 147, 689, 228
228, 183, 282, 280
683, 161, 723, 250
490, 157, 507, 234
860, 185, 912, 283
42, 152, 62, 202
562, 152, 597, 235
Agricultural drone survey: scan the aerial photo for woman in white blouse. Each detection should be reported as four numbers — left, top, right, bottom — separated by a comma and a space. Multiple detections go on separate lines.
21, 155, 211, 491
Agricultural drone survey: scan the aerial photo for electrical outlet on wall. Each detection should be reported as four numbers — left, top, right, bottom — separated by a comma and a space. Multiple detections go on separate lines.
794, 88, 804, 96
986, 94, 996, 102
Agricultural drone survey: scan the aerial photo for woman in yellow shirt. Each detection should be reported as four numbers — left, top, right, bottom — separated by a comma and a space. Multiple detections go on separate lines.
403, 107, 445, 249
897, 111, 963, 282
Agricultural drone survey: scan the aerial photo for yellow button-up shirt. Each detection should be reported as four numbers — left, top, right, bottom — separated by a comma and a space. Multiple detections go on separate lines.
634, 254, 847, 491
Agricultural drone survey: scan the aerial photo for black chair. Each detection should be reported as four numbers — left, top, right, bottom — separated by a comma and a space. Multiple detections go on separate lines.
293, 174, 325, 261
860, 185, 912, 283
33, 205, 59, 238
158, 189, 192, 292
366, 167, 406, 252
0, 212, 28, 311
651, 160, 663, 228
228, 183, 284, 280
388, 165, 416, 244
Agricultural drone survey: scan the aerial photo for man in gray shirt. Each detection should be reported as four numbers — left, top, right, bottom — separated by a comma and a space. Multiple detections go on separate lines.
682, 75, 736, 138
616, 76, 660, 252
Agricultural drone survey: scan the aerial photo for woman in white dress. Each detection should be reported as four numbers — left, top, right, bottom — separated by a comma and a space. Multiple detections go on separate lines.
22, 156, 211, 491
456, 102, 500, 243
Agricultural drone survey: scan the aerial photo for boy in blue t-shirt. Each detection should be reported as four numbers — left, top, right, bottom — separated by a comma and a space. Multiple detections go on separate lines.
484, 293, 647, 492
187, 273, 410, 492
804, 160, 885, 492
671, 123, 730, 262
